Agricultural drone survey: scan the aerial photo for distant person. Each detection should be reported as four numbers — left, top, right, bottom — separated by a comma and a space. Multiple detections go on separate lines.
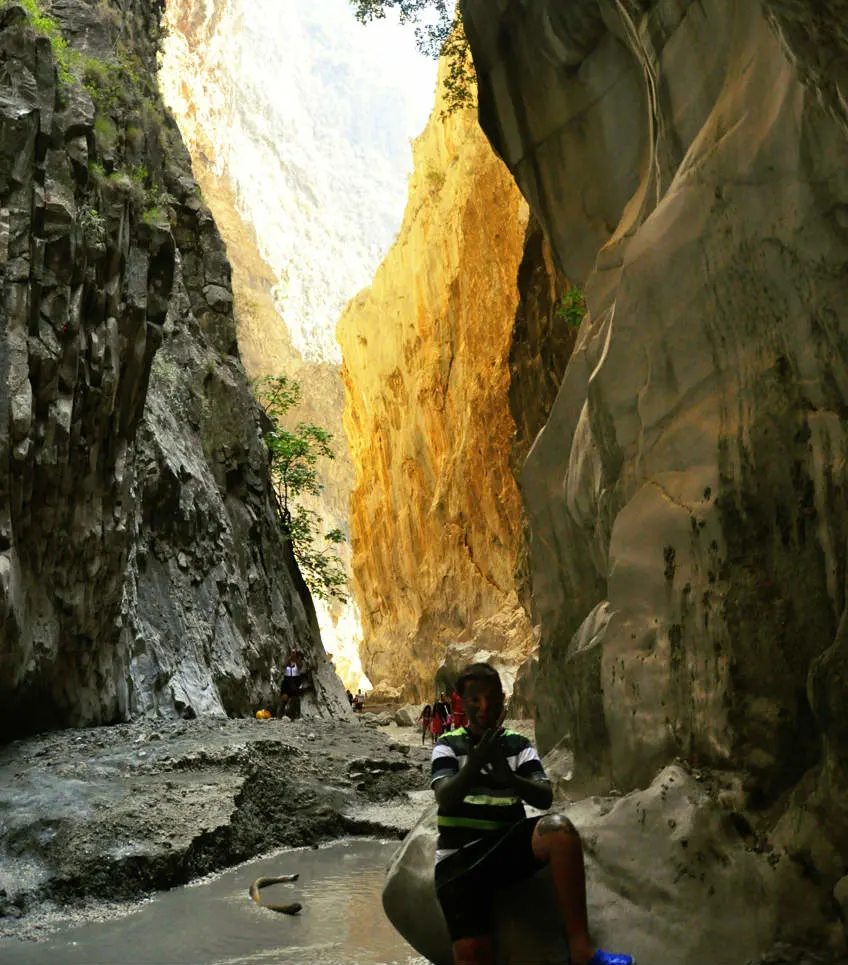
434, 692, 451, 731
431, 706, 444, 740
430, 662, 633, 965
450, 688, 466, 729
346, 689, 354, 706
417, 704, 433, 744
280, 650, 303, 719
353, 689, 365, 713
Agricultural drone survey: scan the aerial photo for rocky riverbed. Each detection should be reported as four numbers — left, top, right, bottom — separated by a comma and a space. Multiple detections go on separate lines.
0, 714, 431, 943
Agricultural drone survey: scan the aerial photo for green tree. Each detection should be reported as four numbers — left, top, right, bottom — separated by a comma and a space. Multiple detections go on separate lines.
350, 1, 474, 115
256, 375, 348, 604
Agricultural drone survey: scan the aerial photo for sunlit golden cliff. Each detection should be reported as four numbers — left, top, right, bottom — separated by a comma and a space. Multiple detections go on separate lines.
337, 64, 535, 697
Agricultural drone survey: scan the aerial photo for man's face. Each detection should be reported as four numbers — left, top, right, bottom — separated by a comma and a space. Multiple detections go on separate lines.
461, 679, 504, 735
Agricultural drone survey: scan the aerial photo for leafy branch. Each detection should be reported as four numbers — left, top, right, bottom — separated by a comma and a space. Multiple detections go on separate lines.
255, 375, 349, 604
556, 288, 587, 331
350, 1, 474, 115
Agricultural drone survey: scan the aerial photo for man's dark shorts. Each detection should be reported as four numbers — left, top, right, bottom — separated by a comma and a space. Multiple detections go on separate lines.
434, 817, 544, 941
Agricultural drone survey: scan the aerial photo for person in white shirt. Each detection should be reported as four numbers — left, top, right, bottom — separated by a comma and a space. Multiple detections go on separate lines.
280, 650, 303, 719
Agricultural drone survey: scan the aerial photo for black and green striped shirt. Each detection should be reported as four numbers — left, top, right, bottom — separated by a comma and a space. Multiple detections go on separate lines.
430, 727, 549, 860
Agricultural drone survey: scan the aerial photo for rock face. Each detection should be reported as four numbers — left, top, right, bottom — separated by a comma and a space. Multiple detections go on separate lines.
461, 0, 848, 951
158, 0, 434, 367
0, 0, 348, 741
337, 63, 542, 698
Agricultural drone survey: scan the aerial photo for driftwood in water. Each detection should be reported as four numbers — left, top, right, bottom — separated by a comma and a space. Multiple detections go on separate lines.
249, 874, 302, 914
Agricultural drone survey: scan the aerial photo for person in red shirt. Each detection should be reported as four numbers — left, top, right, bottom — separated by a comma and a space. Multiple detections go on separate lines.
450, 689, 466, 729
418, 704, 434, 744
431, 702, 446, 739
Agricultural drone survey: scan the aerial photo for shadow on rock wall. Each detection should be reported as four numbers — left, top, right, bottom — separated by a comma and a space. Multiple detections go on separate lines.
461, 0, 848, 954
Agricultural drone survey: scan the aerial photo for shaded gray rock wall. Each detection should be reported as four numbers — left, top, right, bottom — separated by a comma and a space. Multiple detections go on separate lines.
0, 0, 349, 741
462, 0, 848, 952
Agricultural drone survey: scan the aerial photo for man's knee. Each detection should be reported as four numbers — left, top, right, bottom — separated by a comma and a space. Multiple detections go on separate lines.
453, 936, 494, 965
532, 814, 582, 858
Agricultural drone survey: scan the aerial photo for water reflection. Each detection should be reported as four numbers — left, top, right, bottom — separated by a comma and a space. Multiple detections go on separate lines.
0, 839, 427, 965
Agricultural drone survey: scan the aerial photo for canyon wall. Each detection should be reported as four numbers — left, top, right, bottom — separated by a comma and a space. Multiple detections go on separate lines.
462, 0, 848, 948
0, 0, 348, 741
338, 62, 558, 698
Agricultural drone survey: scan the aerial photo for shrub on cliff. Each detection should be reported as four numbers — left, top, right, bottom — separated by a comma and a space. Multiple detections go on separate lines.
255, 375, 349, 604
557, 288, 587, 331
11, 0, 71, 78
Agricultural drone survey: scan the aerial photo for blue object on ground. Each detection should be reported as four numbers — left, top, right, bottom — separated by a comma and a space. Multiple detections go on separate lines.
587, 950, 634, 965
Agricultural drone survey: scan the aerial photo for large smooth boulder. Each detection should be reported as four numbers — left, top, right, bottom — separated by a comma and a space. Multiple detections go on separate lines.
395, 703, 422, 727
383, 767, 834, 965
383, 805, 566, 965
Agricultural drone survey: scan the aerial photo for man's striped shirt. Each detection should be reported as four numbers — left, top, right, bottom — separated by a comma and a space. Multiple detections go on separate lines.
430, 727, 549, 861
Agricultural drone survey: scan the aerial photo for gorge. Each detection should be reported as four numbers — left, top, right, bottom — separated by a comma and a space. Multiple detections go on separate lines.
1, 0, 848, 961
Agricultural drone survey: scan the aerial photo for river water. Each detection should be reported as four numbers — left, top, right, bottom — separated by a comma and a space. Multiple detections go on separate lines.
0, 839, 427, 965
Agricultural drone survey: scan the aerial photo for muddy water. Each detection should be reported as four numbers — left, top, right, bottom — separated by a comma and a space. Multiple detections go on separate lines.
0, 839, 427, 965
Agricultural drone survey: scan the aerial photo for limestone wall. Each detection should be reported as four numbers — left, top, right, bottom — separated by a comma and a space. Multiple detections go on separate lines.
337, 63, 541, 698
461, 0, 848, 923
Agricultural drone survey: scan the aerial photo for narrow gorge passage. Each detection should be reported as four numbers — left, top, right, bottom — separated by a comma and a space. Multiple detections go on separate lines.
3, 0, 848, 963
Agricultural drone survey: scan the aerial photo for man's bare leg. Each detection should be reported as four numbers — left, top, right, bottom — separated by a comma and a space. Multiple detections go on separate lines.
452, 935, 494, 965
531, 814, 596, 965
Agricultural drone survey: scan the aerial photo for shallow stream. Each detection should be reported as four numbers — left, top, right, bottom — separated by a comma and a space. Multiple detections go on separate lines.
0, 839, 426, 965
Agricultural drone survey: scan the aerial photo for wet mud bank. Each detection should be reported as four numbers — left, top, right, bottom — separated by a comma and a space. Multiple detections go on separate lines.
0, 716, 430, 940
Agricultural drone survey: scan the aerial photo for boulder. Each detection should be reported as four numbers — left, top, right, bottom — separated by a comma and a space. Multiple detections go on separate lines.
383, 806, 565, 965
383, 766, 834, 965
394, 703, 421, 727
366, 682, 404, 703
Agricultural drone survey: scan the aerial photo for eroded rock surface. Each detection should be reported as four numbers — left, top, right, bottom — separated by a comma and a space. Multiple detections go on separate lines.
461, 0, 848, 953
0, 716, 429, 938
0, 0, 348, 741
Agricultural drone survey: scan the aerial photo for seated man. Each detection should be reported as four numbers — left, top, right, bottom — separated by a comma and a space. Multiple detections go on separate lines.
431, 662, 633, 965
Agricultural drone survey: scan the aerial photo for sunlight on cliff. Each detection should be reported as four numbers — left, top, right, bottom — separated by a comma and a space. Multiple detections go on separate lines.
315, 598, 372, 693
337, 55, 537, 697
